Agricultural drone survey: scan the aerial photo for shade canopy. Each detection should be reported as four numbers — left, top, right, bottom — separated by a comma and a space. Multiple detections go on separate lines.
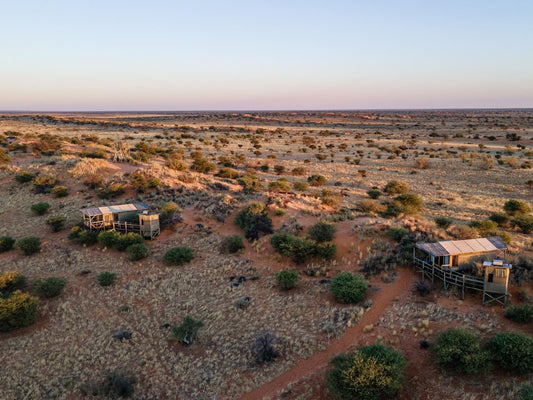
415, 237, 507, 257
80, 203, 148, 217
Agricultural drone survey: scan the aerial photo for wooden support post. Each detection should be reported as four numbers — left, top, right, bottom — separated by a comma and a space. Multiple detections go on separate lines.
462, 275, 465, 300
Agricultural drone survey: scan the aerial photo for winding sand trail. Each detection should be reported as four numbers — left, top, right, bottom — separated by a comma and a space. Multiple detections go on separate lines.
238, 267, 413, 400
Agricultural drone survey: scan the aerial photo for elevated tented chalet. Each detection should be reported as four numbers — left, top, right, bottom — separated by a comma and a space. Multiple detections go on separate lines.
80, 202, 160, 239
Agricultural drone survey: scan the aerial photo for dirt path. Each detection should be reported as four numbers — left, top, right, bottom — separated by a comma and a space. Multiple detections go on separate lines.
238, 268, 414, 400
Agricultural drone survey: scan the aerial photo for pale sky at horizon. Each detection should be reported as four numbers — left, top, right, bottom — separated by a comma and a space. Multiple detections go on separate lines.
1, 0, 532, 111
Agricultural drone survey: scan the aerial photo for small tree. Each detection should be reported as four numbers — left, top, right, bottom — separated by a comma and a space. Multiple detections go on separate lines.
234, 202, 273, 241
307, 174, 327, 186
275, 269, 298, 290
31, 202, 50, 215
98, 272, 117, 287
503, 199, 531, 216
173, 316, 203, 345
251, 332, 279, 364
432, 328, 490, 373
331, 272, 368, 304
34, 277, 66, 298
486, 332, 533, 374
164, 247, 194, 265
327, 344, 407, 400
16, 237, 41, 256
308, 221, 336, 242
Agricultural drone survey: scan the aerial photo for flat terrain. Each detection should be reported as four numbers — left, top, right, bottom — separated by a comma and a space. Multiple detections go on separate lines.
0, 110, 531, 399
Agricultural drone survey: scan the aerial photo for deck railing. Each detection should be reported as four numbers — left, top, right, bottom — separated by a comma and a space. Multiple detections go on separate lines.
413, 257, 485, 292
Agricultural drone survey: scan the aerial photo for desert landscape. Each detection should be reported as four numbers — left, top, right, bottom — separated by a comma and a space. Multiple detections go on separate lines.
0, 110, 532, 399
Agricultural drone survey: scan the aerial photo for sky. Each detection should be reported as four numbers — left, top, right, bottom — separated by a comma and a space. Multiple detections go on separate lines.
1, 0, 532, 111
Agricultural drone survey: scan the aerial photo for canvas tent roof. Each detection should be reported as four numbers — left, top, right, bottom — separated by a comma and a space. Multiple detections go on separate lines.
415, 237, 507, 257
80, 203, 148, 217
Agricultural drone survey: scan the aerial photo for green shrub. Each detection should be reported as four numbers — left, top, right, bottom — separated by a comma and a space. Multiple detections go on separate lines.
327, 343, 407, 400
308, 221, 336, 242
504, 199, 531, 216
16, 236, 41, 255
46, 216, 66, 232
366, 189, 382, 199
31, 202, 50, 215
0, 271, 27, 294
77, 229, 99, 246
307, 174, 327, 186
97, 231, 121, 248
357, 199, 386, 214
468, 220, 498, 233
114, 233, 143, 251
434, 216, 452, 229
504, 304, 533, 323
51, 185, 69, 197
330, 272, 368, 304
234, 202, 273, 241
511, 215, 533, 234
519, 383, 533, 400
126, 243, 147, 261
216, 167, 241, 179
104, 370, 137, 398
159, 201, 181, 226
15, 171, 34, 183
293, 181, 309, 191
164, 247, 194, 265
385, 227, 408, 242
270, 232, 316, 264
33, 277, 66, 298
315, 242, 337, 260
165, 158, 188, 171
0, 290, 38, 332
191, 157, 216, 173
432, 328, 490, 373
98, 272, 117, 287
222, 235, 244, 254
274, 208, 285, 216
0, 236, 15, 253
173, 316, 203, 345
485, 332, 533, 374
0, 148, 11, 164
395, 193, 423, 214
489, 212, 510, 227
275, 269, 298, 290
237, 174, 264, 193
268, 180, 291, 192
147, 177, 161, 188
384, 180, 409, 195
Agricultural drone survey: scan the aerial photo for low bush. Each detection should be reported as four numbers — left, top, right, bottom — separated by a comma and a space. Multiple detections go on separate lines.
46, 216, 66, 232
222, 235, 244, 254
104, 370, 137, 398
275, 269, 298, 290
32, 175, 56, 193
315, 241, 337, 260
0, 148, 11, 164
173, 316, 203, 345
234, 202, 273, 241
15, 171, 34, 183
434, 216, 452, 229
367, 189, 382, 199
237, 174, 264, 193
489, 212, 510, 227
413, 280, 433, 296
0, 236, 15, 253
251, 332, 279, 364
31, 202, 50, 215
268, 180, 291, 192
16, 236, 41, 255
293, 181, 309, 191
448, 225, 479, 240
191, 157, 216, 173
216, 167, 241, 179
385, 227, 408, 242
0, 290, 38, 332
96, 182, 126, 199
127, 243, 148, 261
330, 272, 368, 304
327, 343, 406, 400
114, 233, 143, 251
33, 277, 66, 298
164, 247, 194, 265
308, 221, 336, 242
395, 193, 423, 214
270, 232, 316, 264
519, 383, 533, 400
159, 201, 181, 226
97, 231, 121, 248
307, 174, 327, 186
503, 199, 531, 216
98, 272, 117, 287
469, 220, 498, 233
511, 215, 533, 234
432, 328, 490, 373
51, 185, 69, 197
0, 271, 27, 294
384, 180, 409, 195
504, 304, 533, 323
486, 332, 533, 374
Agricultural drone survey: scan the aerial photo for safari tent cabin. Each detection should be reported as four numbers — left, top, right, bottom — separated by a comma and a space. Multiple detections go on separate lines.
414, 237, 507, 270
80, 203, 160, 239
